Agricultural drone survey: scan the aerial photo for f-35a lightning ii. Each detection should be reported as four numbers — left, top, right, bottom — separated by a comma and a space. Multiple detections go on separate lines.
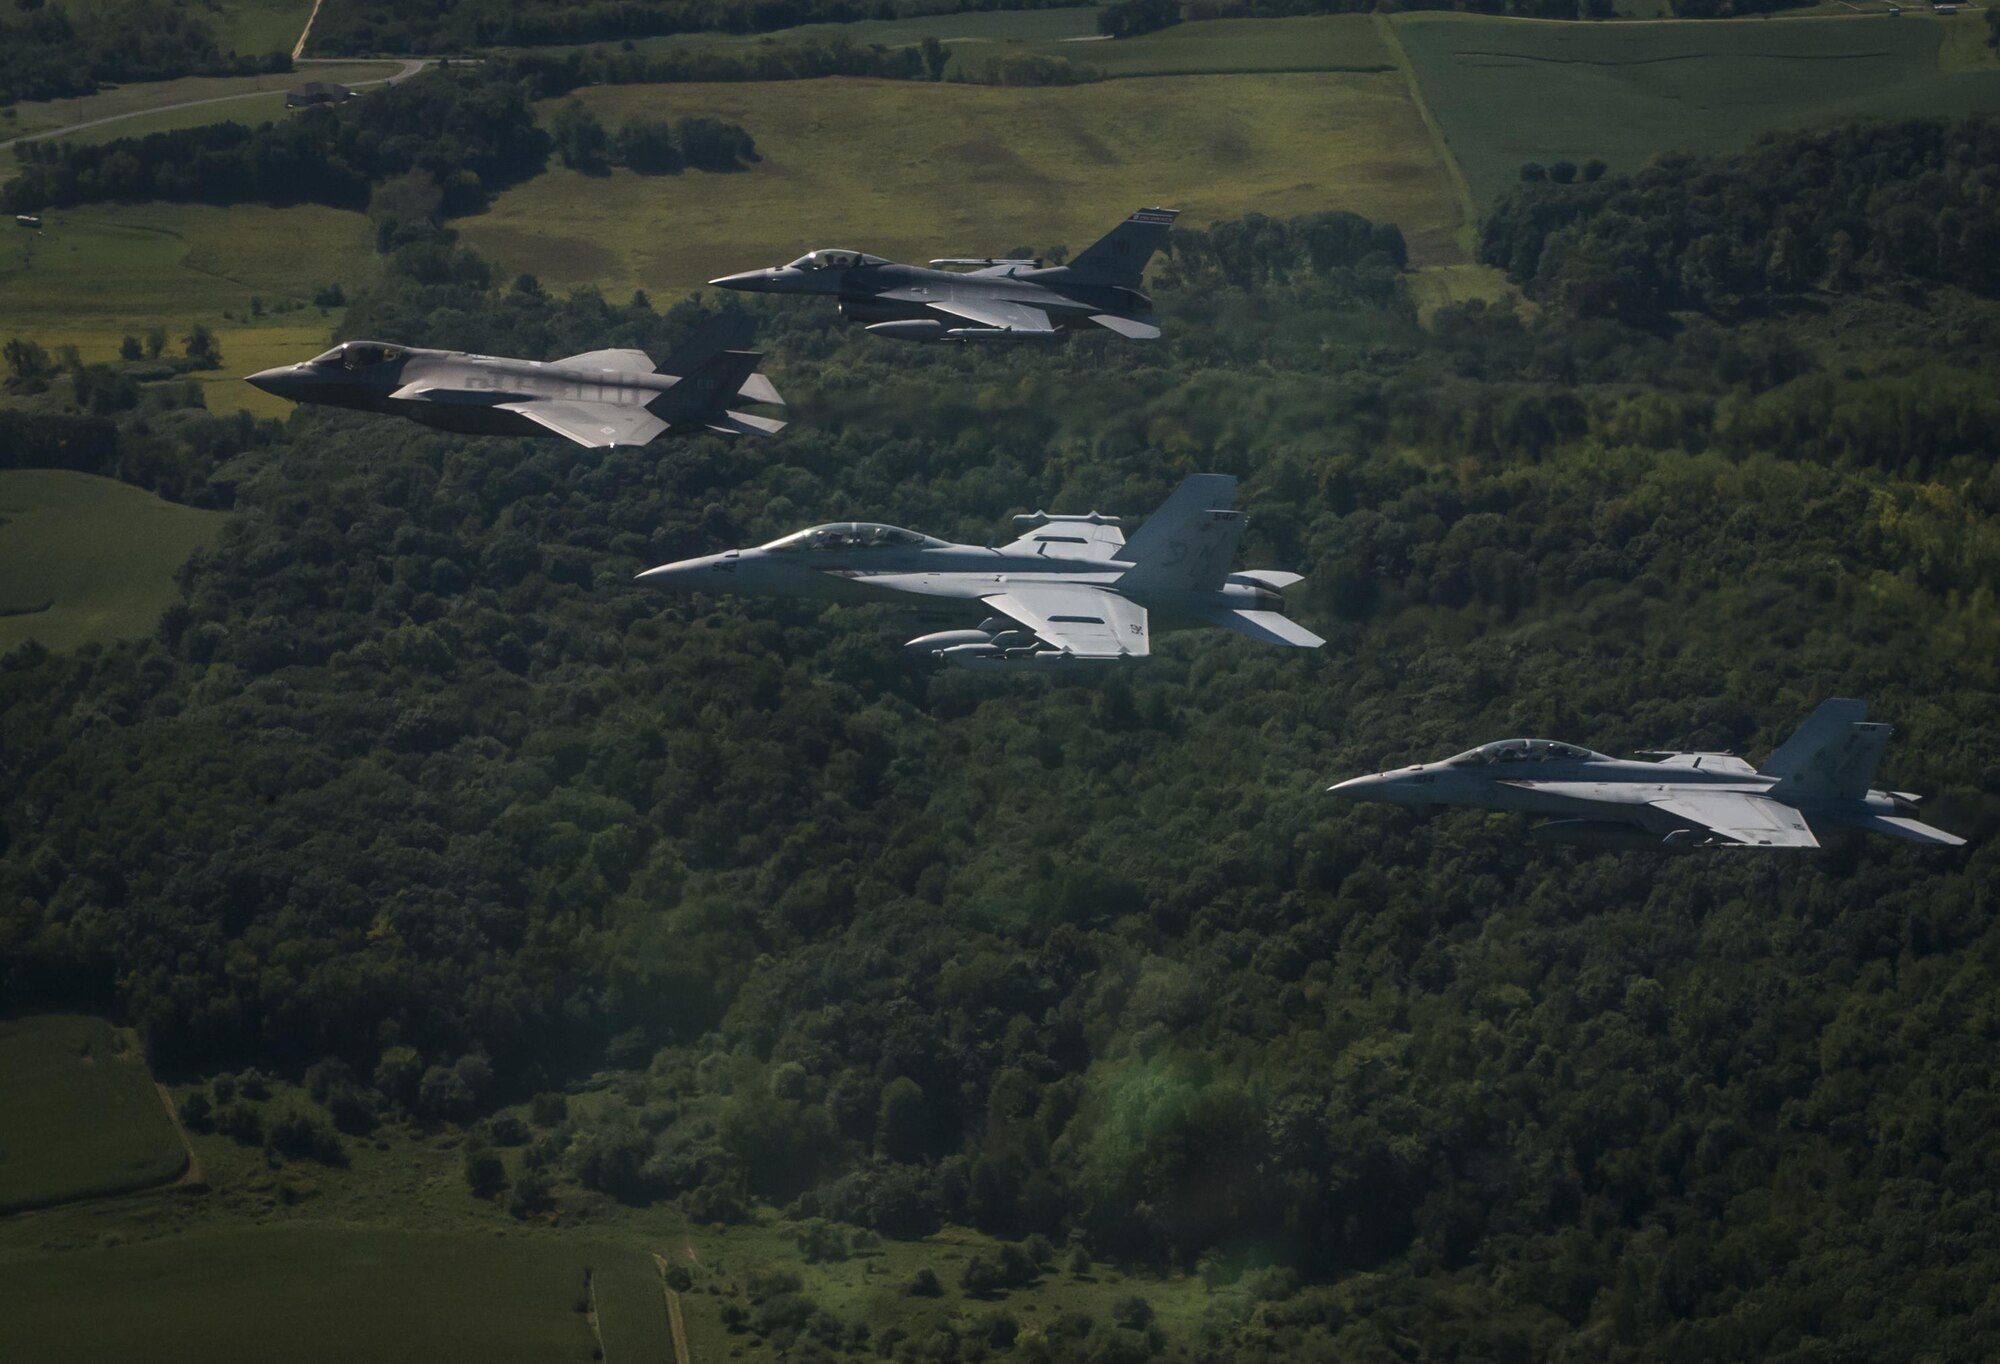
244, 316, 785, 447
1328, 699, 1964, 850
636, 473, 1323, 671
707, 208, 1178, 343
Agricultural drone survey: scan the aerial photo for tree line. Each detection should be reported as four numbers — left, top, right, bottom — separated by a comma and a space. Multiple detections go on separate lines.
0, 0, 290, 105
1, 67, 758, 217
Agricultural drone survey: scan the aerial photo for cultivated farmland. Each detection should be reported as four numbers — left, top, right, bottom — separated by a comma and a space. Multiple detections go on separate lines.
0, 1015, 188, 1212
0, 472, 228, 653
458, 69, 1465, 292
0, 1225, 634, 1364
1395, 13, 2000, 207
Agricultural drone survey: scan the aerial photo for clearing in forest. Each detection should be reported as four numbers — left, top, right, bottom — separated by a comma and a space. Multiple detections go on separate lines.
458, 69, 1465, 294
0, 1015, 188, 1212
0, 472, 227, 654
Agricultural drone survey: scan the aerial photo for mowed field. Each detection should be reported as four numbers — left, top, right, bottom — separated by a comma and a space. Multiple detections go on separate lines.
0, 471, 228, 653
0, 1016, 187, 1213
1395, 13, 2000, 207
0, 1226, 646, 1364
987, 13, 1395, 77
456, 70, 1466, 291
0, 202, 375, 416
0, 61, 403, 144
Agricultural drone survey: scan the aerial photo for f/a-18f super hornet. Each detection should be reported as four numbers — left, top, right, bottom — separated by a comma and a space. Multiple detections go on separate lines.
636, 473, 1323, 670
1328, 699, 1964, 850
707, 208, 1179, 343
244, 315, 785, 447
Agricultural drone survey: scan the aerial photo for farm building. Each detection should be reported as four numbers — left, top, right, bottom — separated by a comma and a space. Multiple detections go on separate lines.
286, 82, 353, 108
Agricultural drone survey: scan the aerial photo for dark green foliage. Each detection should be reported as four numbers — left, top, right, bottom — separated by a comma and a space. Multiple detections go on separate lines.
549, 101, 611, 173
3, 69, 550, 216
464, 1144, 508, 1197
1481, 115, 2000, 322
502, 38, 928, 97
1099, 0, 1181, 37
3, 170, 1999, 1361
0, 0, 290, 104
903, 1268, 943, 1298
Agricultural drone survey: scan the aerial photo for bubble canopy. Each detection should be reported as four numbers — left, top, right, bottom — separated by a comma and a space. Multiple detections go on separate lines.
1445, 739, 1610, 767
786, 250, 889, 270
307, 342, 405, 370
760, 523, 947, 553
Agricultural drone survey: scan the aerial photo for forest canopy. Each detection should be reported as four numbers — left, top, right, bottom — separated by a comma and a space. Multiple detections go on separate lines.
3, 120, 1999, 1362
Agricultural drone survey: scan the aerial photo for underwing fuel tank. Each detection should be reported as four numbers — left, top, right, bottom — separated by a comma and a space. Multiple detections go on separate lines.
865, 320, 949, 342
1530, 820, 1695, 852
904, 629, 993, 656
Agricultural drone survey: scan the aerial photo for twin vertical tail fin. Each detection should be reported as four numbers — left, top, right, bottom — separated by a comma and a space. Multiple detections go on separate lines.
1064, 207, 1179, 287
1759, 699, 1889, 800
648, 349, 787, 436
657, 312, 756, 376
1114, 474, 1244, 595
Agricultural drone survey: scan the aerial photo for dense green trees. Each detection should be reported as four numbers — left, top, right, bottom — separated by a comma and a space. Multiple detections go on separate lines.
3, 125, 1999, 1360
0, 0, 289, 105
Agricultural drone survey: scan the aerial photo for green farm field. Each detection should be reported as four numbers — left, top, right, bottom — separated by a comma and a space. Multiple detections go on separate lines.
0, 202, 374, 416
458, 69, 1464, 294
1394, 13, 2000, 207
0, 62, 404, 144
0, 1225, 636, 1364
0, 1016, 187, 1213
0, 471, 228, 653
983, 13, 1395, 78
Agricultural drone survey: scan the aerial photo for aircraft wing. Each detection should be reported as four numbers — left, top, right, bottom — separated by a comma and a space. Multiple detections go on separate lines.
926, 297, 1058, 334
495, 400, 667, 448
1089, 313, 1162, 339
556, 348, 656, 370
1644, 791, 1820, 848
982, 585, 1149, 658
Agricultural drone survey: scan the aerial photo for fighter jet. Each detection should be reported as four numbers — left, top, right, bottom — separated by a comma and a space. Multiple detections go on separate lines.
636, 473, 1322, 670
244, 315, 785, 447
707, 208, 1179, 343
1328, 699, 1964, 850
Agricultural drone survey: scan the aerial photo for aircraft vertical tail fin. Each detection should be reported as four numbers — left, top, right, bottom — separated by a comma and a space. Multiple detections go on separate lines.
1759, 699, 1891, 799
1113, 473, 1244, 595
657, 313, 756, 377
648, 349, 765, 425
1064, 208, 1179, 287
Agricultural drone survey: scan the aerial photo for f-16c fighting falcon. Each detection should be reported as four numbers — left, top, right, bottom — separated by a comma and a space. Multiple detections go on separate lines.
1328, 699, 1964, 850
244, 315, 785, 447
707, 208, 1179, 342
637, 473, 1323, 671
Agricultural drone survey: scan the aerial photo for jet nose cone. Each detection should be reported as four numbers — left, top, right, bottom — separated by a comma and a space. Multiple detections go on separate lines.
1327, 771, 1392, 797
245, 366, 293, 395
635, 562, 685, 585
709, 270, 771, 292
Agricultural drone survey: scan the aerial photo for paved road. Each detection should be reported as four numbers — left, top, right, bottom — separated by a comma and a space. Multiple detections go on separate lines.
0, 58, 429, 154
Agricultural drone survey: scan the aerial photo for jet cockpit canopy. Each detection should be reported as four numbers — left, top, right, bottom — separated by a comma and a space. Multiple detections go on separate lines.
307, 342, 406, 371
762, 522, 946, 553
1446, 739, 1611, 767
786, 250, 889, 271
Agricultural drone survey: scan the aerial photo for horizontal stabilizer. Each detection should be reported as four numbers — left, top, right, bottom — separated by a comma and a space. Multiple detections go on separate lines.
1842, 814, 1966, 847
735, 371, 783, 406
1230, 569, 1304, 590
1200, 608, 1324, 649
1089, 313, 1162, 339
705, 410, 787, 437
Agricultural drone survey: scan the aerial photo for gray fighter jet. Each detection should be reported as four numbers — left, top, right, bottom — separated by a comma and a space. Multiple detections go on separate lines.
1329, 699, 1964, 850
636, 473, 1323, 670
707, 208, 1179, 342
244, 316, 785, 446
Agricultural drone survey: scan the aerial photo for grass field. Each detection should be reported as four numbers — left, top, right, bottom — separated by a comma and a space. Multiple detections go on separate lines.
0, 471, 228, 653
0, 202, 373, 416
976, 13, 1395, 77
533, 5, 1106, 57
0, 1226, 634, 1364
458, 69, 1464, 294
200, 0, 318, 56
1395, 13, 2000, 207
0, 62, 403, 144
0, 1016, 187, 1213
